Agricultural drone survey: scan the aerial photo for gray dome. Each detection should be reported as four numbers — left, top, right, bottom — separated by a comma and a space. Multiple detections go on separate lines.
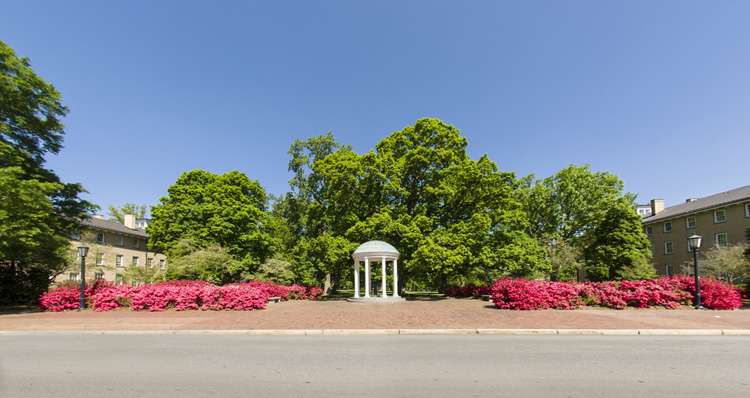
352, 240, 399, 258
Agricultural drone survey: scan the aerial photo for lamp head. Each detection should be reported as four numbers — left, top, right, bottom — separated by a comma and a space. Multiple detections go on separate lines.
687, 234, 702, 251
78, 244, 89, 258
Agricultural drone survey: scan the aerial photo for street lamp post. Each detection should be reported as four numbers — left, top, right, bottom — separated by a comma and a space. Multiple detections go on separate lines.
687, 234, 704, 309
78, 244, 89, 311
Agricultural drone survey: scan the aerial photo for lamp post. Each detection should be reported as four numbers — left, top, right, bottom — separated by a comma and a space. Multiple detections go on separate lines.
687, 234, 704, 309
77, 244, 89, 311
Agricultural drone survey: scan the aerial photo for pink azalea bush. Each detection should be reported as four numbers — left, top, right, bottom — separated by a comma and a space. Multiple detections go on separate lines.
492, 279, 583, 310
39, 280, 323, 312
484, 276, 743, 310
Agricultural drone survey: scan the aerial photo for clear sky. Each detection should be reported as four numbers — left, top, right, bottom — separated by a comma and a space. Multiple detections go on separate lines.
3, 1, 749, 215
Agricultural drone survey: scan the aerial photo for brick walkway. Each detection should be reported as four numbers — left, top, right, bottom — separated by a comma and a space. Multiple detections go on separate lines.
2, 298, 750, 332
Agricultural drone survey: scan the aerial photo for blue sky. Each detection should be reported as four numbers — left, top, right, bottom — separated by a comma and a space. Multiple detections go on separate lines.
3, 1, 749, 215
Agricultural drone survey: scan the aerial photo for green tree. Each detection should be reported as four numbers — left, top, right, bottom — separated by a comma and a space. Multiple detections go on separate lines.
282, 132, 354, 292
148, 170, 272, 282
0, 40, 95, 304
583, 200, 654, 281
700, 243, 750, 285
518, 164, 636, 243
538, 234, 582, 282
252, 255, 296, 285
517, 164, 640, 281
0, 168, 73, 304
106, 203, 148, 223
163, 238, 243, 284
316, 118, 548, 291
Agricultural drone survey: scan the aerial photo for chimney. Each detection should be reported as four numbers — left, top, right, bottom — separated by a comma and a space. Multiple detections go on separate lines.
123, 214, 136, 229
650, 199, 664, 215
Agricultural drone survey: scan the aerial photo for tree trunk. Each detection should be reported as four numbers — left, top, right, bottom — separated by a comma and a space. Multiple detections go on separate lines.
323, 273, 332, 295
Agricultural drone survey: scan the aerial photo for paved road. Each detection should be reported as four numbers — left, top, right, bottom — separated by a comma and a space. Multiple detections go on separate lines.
1, 334, 748, 397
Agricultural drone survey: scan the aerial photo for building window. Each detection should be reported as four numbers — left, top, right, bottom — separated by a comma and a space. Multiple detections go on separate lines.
116, 236, 124, 246
665, 265, 674, 276
746, 203, 750, 218
663, 222, 672, 233
664, 241, 673, 254
95, 273, 104, 280
71, 231, 81, 240
115, 255, 123, 268
96, 232, 105, 244
133, 239, 140, 249
685, 216, 696, 229
745, 228, 750, 245
115, 274, 123, 284
95, 253, 104, 266
159, 259, 166, 270
715, 233, 728, 248
645, 226, 653, 236
146, 258, 153, 268
131, 256, 139, 266
69, 273, 78, 281
714, 209, 726, 223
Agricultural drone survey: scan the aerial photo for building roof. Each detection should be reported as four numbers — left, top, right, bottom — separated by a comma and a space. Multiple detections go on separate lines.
642, 185, 750, 224
79, 217, 150, 238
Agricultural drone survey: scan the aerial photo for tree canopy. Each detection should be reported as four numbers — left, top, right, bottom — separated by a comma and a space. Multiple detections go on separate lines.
148, 170, 272, 283
583, 199, 654, 281
106, 203, 148, 223
302, 118, 549, 291
0, 40, 95, 304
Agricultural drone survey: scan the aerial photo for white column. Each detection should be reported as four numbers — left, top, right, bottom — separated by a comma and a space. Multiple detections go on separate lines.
364, 258, 371, 298
353, 260, 360, 298
392, 258, 399, 298
381, 256, 387, 297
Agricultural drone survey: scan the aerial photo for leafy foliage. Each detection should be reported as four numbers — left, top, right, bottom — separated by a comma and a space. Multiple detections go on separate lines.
0, 41, 95, 304
106, 203, 148, 223
162, 238, 243, 284
584, 200, 655, 281
148, 170, 273, 282
700, 243, 750, 284
312, 118, 548, 291
517, 165, 647, 281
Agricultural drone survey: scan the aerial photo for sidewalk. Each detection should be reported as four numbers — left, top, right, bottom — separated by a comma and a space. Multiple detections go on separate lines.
2, 298, 750, 335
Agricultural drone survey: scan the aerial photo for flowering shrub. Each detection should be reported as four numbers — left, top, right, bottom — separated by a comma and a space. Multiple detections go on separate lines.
39, 280, 323, 312
39, 280, 107, 311
488, 276, 742, 310
492, 279, 583, 310
444, 285, 493, 298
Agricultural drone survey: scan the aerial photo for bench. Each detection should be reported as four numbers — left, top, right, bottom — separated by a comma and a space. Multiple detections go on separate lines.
268, 296, 281, 303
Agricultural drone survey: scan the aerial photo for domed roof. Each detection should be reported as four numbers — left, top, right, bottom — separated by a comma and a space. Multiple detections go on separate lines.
352, 240, 399, 258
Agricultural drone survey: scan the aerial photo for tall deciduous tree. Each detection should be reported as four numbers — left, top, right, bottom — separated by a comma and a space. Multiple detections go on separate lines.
148, 170, 272, 282
0, 41, 95, 303
517, 164, 641, 281
518, 164, 635, 243
106, 203, 148, 223
282, 132, 354, 292
583, 200, 654, 281
316, 118, 548, 291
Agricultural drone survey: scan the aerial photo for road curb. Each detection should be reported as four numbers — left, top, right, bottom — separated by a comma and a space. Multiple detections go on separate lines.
3, 329, 750, 336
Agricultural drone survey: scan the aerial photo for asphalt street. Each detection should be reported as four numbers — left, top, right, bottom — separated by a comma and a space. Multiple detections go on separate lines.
1, 334, 748, 398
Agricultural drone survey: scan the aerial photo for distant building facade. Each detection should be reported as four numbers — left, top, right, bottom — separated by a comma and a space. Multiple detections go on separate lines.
641, 185, 750, 276
58, 214, 166, 284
